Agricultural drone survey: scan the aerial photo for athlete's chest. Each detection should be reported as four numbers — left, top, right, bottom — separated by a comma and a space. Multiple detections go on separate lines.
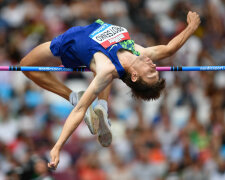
89, 51, 118, 76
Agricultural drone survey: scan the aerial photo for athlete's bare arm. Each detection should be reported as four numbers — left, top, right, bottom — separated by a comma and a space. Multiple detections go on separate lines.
135, 11, 201, 61
48, 53, 115, 170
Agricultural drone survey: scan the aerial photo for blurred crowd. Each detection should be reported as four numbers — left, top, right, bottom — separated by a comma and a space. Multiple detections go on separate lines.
0, 0, 225, 180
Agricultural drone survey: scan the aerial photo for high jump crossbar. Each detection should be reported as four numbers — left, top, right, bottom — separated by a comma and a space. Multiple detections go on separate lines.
0, 66, 224, 72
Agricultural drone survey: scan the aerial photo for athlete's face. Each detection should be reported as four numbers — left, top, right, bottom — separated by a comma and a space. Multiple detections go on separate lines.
133, 56, 159, 85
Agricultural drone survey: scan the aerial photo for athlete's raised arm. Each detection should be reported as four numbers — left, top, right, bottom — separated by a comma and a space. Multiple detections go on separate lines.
47, 68, 113, 170
135, 11, 201, 61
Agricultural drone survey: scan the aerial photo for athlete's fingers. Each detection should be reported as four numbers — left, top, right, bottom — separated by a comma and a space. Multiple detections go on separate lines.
48, 148, 60, 170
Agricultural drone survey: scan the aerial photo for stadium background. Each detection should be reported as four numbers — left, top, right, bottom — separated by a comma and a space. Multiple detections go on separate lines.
0, 0, 224, 179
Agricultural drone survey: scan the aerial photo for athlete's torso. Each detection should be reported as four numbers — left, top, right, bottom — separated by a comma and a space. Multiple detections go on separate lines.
51, 19, 140, 78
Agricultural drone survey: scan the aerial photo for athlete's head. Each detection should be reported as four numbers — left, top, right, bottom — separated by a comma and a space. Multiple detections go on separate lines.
121, 55, 165, 100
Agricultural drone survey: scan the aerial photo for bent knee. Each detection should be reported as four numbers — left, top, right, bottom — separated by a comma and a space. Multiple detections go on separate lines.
20, 57, 29, 66
20, 55, 38, 67
20, 58, 32, 76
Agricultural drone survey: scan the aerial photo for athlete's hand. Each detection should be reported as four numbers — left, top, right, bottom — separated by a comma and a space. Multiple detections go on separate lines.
48, 147, 60, 170
187, 11, 201, 31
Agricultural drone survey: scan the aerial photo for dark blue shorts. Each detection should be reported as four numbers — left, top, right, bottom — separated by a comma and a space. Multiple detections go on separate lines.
49, 23, 100, 68
50, 32, 84, 68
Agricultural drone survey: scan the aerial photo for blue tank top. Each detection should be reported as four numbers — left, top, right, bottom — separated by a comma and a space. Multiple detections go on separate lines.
50, 19, 140, 78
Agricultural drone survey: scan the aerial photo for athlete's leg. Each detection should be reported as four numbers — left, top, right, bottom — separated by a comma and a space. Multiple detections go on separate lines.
82, 75, 112, 137
94, 82, 112, 147
20, 42, 72, 101
93, 71, 112, 106
98, 82, 112, 102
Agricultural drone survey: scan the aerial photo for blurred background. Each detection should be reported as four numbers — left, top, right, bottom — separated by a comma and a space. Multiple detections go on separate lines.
0, 0, 224, 179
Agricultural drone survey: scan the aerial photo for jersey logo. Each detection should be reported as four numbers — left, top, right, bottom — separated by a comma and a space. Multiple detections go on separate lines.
108, 44, 118, 52
89, 23, 130, 49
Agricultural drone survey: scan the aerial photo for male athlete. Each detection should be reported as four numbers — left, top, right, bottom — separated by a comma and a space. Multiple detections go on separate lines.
19, 11, 200, 170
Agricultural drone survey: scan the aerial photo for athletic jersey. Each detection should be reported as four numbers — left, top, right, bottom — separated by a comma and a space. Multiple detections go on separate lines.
50, 19, 140, 78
